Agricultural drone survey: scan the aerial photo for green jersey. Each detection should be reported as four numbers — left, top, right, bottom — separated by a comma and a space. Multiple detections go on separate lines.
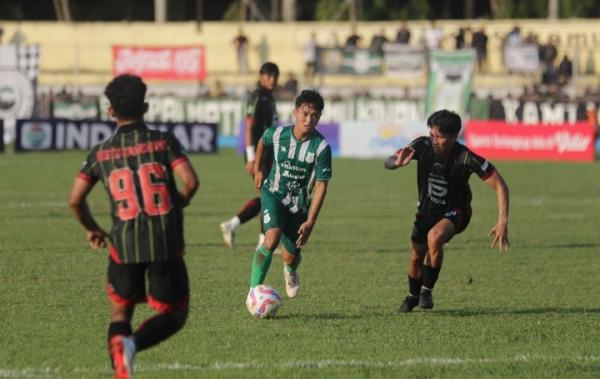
261, 125, 332, 214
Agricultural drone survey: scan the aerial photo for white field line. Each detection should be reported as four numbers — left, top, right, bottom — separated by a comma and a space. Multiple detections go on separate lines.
1, 202, 66, 209
2, 355, 600, 378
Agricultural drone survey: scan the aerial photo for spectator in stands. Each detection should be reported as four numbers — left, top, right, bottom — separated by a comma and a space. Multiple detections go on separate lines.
454, 27, 469, 50
557, 54, 573, 85
369, 27, 388, 55
303, 32, 318, 80
209, 80, 227, 98
471, 27, 488, 73
505, 26, 523, 47
282, 72, 298, 99
345, 26, 362, 49
540, 36, 558, 84
233, 29, 250, 75
256, 35, 269, 66
395, 21, 411, 44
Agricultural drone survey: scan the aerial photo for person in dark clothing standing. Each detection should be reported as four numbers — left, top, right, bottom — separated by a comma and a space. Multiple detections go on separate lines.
220, 62, 279, 249
69, 74, 199, 379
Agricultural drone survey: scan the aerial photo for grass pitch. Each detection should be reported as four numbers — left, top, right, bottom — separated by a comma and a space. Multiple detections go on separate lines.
1, 148, 600, 378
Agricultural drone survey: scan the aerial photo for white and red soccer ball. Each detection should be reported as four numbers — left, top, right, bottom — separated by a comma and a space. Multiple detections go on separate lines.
246, 284, 281, 319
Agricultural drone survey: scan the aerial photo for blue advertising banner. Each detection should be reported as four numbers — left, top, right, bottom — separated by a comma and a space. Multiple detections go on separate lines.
15, 119, 218, 153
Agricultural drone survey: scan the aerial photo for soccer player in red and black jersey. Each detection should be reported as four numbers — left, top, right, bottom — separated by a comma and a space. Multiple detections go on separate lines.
68, 75, 199, 379
385, 109, 509, 313
220, 62, 279, 249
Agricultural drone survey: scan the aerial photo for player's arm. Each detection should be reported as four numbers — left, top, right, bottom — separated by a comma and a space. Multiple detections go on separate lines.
296, 180, 328, 248
173, 160, 199, 207
253, 137, 265, 190
68, 177, 107, 250
483, 169, 510, 251
244, 113, 257, 175
384, 147, 415, 169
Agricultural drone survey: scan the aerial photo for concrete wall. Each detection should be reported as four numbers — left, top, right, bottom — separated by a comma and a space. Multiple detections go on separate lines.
1, 19, 600, 87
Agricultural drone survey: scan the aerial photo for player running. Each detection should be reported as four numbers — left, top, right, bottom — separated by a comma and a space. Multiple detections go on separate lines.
220, 62, 279, 249
68, 75, 199, 379
385, 109, 509, 313
249, 90, 331, 299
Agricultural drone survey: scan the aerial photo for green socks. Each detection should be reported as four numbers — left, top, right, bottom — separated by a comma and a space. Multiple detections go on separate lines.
284, 254, 302, 273
250, 245, 273, 287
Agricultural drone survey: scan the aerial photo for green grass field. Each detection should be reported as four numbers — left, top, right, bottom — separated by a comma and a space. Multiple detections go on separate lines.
1, 148, 600, 378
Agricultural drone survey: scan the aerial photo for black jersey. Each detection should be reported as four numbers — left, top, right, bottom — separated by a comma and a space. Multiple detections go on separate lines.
245, 85, 278, 146
78, 122, 189, 264
407, 136, 495, 216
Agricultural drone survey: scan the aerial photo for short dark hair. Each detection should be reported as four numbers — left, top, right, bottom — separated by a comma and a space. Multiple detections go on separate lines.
104, 74, 147, 120
295, 89, 324, 112
259, 62, 279, 76
426, 109, 462, 136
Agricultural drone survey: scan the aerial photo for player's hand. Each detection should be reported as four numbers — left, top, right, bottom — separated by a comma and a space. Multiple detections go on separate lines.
296, 220, 315, 248
394, 147, 415, 167
254, 170, 264, 190
87, 229, 107, 250
489, 221, 510, 251
245, 161, 255, 176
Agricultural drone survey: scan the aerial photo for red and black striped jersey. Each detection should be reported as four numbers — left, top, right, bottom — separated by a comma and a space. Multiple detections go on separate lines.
78, 122, 189, 263
406, 136, 495, 216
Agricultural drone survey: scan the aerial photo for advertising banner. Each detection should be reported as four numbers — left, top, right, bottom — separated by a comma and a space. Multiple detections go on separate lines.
425, 49, 476, 118
113, 46, 206, 80
341, 48, 383, 75
383, 44, 425, 77
0, 70, 35, 143
339, 120, 426, 158
53, 99, 100, 120
465, 120, 595, 162
315, 47, 344, 74
15, 120, 217, 153
503, 44, 540, 73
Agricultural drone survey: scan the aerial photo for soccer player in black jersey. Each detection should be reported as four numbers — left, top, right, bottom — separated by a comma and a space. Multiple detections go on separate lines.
68, 75, 199, 379
220, 62, 279, 249
385, 109, 509, 313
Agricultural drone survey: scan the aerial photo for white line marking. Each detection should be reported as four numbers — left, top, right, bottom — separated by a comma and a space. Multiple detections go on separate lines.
3, 355, 600, 378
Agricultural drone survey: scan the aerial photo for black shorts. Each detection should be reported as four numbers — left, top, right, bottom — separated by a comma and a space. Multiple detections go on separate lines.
107, 257, 189, 313
411, 207, 472, 244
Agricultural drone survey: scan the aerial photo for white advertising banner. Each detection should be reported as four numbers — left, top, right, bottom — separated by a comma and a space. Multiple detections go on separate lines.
339, 120, 426, 158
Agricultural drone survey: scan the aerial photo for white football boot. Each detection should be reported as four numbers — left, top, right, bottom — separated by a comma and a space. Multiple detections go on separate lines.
220, 221, 236, 248
283, 264, 300, 298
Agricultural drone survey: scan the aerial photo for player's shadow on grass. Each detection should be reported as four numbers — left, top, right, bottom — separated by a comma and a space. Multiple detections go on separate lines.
435, 307, 600, 317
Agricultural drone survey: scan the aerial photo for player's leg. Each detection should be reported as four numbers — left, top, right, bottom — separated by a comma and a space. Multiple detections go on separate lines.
419, 218, 457, 309
278, 210, 305, 298
106, 259, 145, 379
250, 190, 283, 287
133, 258, 190, 352
220, 197, 261, 249
398, 241, 428, 313
398, 213, 434, 313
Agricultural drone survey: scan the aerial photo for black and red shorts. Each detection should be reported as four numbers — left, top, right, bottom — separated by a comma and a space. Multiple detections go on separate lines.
411, 206, 472, 244
107, 257, 189, 313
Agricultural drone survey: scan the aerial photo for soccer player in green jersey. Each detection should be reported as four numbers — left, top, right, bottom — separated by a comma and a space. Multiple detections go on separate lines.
249, 90, 332, 299
385, 109, 509, 313
68, 75, 199, 379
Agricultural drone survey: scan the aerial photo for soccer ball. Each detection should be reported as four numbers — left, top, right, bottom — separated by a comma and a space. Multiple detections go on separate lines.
246, 284, 281, 319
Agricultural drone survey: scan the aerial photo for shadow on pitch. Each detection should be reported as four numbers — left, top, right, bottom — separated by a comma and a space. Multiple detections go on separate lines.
434, 307, 600, 317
